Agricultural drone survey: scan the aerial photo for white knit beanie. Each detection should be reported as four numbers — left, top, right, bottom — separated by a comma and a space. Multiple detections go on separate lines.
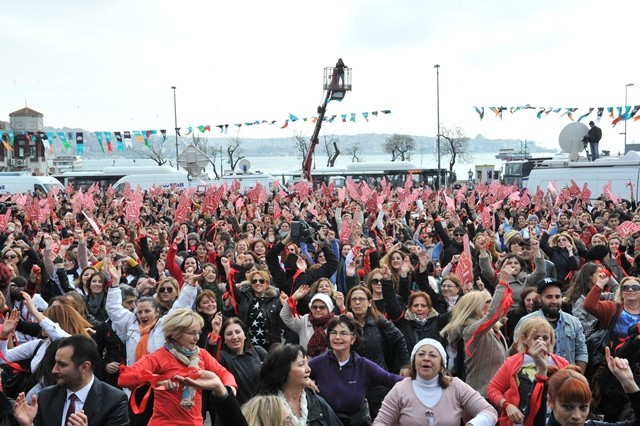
411, 338, 447, 364
309, 293, 334, 313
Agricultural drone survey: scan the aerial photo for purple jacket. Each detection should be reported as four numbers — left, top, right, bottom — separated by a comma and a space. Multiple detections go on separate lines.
309, 349, 403, 415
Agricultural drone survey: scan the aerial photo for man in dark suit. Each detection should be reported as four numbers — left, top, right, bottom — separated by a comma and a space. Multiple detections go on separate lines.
14, 335, 129, 426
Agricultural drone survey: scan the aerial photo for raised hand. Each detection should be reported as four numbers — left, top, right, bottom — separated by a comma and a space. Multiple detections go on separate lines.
291, 285, 310, 301
211, 312, 223, 337
0, 309, 19, 339
13, 392, 38, 426
605, 346, 639, 393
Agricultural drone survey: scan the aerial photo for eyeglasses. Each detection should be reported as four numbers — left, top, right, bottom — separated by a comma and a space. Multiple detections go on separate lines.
183, 330, 201, 337
252, 278, 266, 284
370, 278, 381, 285
441, 284, 457, 289
4, 254, 17, 259
350, 297, 368, 303
622, 284, 640, 292
159, 287, 174, 293
311, 305, 328, 311
329, 331, 353, 337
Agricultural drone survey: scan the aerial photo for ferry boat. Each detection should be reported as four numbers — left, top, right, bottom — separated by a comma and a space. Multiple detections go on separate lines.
51, 155, 83, 172
495, 148, 532, 161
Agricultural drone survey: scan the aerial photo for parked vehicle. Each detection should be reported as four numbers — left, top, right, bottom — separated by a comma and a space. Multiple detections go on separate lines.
0, 174, 64, 194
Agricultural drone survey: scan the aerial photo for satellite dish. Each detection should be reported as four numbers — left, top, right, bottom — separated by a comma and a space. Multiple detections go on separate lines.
177, 144, 211, 178
559, 122, 589, 161
238, 158, 251, 173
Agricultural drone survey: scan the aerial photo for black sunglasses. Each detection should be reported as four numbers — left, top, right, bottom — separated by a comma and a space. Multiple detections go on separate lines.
159, 287, 174, 293
622, 285, 640, 292
370, 278, 381, 285
453, 233, 464, 237
252, 278, 266, 284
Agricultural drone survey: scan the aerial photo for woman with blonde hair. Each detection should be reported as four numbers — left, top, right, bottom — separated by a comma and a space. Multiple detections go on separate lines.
241, 395, 288, 426
540, 231, 580, 287
440, 262, 513, 397
488, 316, 569, 425
119, 308, 237, 426
379, 249, 411, 293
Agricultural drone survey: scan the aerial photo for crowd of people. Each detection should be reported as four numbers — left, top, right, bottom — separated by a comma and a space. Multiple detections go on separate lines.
1, 175, 640, 425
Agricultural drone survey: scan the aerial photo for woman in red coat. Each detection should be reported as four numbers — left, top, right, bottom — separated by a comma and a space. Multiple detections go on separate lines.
119, 308, 237, 426
487, 316, 569, 426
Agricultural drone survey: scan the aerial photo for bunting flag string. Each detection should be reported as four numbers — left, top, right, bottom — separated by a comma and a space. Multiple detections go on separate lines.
474, 104, 640, 125
0, 109, 391, 155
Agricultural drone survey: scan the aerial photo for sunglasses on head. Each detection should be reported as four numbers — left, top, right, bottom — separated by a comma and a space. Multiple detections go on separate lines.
252, 278, 266, 284
622, 284, 640, 292
159, 287, 174, 293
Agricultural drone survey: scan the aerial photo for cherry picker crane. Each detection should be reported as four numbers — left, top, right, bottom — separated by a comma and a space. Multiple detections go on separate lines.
301, 58, 352, 182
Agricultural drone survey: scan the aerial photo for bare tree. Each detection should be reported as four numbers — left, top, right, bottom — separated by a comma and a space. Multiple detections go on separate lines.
128, 134, 172, 166
321, 133, 340, 167
344, 142, 362, 163
191, 134, 221, 179
384, 134, 416, 161
226, 136, 245, 173
293, 132, 310, 160
439, 124, 472, 172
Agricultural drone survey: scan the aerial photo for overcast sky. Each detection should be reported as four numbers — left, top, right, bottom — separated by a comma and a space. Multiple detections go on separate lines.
1, 0, 638, 153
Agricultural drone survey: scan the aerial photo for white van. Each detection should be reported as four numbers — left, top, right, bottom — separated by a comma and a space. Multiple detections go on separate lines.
113, 173, 205, 192
526, 152, 640, 200
0, 174, 64, 194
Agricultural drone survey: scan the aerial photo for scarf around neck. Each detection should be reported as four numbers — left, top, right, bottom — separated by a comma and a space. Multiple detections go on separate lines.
135, 318, 158, 361
165, 341, 200, 410
307, 313, 334, 357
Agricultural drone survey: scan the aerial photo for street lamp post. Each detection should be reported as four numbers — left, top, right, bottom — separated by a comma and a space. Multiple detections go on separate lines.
434, 64, 441, 189
171, 86, 179, 170
625, 83, 634, 154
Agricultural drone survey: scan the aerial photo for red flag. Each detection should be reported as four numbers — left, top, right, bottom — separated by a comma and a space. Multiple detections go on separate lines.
569, 180, 581, 197
404, 173, 413, 192
518, 190, 531, 209
579, 183, 591, 201
604, 180, 618, 204
345, 179, 360, 202
616, 221, 637, 238
482, 208, 492, 230
0, 209, 11, 232
455, 184, 467, 207
457, 234, 474, 287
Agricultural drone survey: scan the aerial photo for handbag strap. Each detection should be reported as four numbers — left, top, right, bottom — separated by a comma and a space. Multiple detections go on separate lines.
607, 303, 623, 350
0, 338, 45, 373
